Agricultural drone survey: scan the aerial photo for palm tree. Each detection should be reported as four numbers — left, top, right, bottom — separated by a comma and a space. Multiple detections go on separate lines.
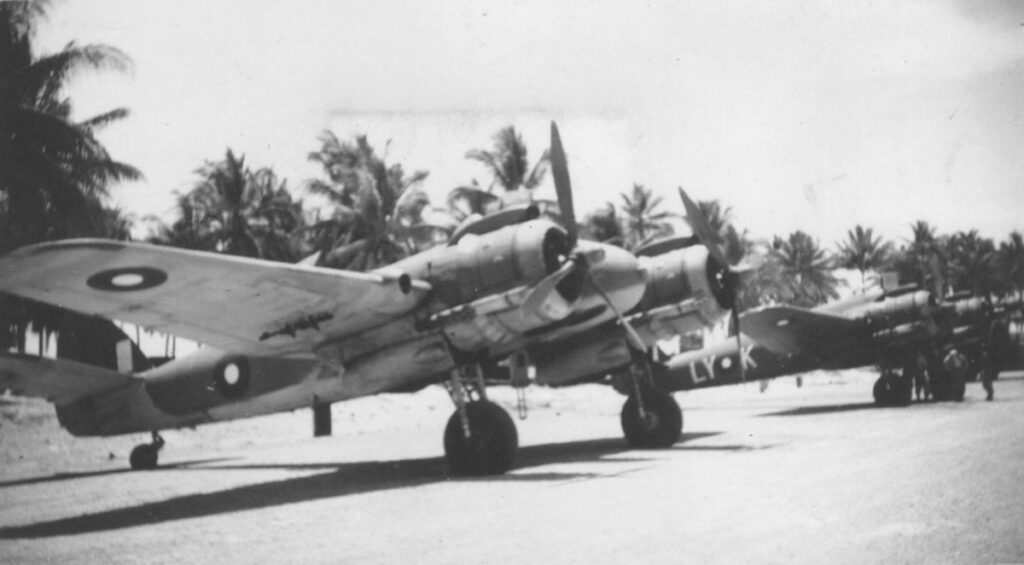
772, 231, 840, 307
306, 131, 431, 270
0, 0, 140, 254
893, 220, 947, 296
996, 232, 1024, 299
946, 230, 996, 298
836, 225, 894, 288
176, 150, 302, 261
1, 1, 139, 351
620, 184, 674, 249
694, 199, 733, 248
144, 194, 217, 251
465, 125, 550, 205
580, 203, 625, 247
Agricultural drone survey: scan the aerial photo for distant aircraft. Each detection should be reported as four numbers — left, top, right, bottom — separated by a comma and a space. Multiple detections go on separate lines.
654, 285, 1019, 406
0, 123, 743, 475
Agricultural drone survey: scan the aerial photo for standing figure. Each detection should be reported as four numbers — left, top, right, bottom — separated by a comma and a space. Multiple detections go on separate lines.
980, 347, 995, 401
912, 352, 930, 402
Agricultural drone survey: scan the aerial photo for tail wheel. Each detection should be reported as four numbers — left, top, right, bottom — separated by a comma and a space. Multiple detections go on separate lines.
444, 401, 518, 476
621, 389, 683, 448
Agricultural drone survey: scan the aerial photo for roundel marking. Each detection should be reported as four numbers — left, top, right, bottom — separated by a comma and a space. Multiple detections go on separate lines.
87, 267, 168, 292
213, 357, 251, 400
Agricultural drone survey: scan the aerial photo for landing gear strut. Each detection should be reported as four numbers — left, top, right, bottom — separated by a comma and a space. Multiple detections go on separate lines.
129, 431, 164, 470
619, 360, 682, 448
443, 364, 518, 476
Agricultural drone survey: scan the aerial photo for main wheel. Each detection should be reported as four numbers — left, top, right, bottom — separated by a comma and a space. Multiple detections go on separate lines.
129, 444, 159, 470
621, 389, 683, 448
873, 375, 894, 406
444, 401, 518, 476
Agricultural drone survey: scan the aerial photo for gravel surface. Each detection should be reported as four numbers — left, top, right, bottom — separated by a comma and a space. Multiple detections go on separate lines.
1, 369, 1022, 564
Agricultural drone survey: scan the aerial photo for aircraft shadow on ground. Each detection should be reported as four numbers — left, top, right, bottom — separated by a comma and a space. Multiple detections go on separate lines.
757, 402, 882, 417
0, 432, 723, 539
0, 458, 236, 489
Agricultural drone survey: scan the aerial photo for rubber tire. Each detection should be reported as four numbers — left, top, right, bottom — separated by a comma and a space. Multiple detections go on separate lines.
621, 390, 683, 448
129, 444, 159, 470
444, 401, 518, 476
873, 375, 895, 406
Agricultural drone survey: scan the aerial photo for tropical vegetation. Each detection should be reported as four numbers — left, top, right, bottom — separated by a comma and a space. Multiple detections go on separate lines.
1, 0, 139, 351
3, 3, 1023, 355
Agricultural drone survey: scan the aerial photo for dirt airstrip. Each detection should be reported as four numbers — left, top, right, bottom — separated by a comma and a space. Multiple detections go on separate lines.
2, 369, 1023, 564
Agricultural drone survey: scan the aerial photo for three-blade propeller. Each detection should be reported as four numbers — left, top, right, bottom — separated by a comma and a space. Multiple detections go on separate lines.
534, 124, 747, 375
678, 187, 748, 380
537, 122, 642, 343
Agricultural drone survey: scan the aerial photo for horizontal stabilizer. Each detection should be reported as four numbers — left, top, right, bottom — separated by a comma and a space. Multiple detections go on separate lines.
0, 353, 136, 406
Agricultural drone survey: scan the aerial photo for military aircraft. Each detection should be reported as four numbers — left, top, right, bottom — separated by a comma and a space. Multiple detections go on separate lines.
934, 293, 1020, 380
653, 285, 1018, 406
0, 123, 743, 475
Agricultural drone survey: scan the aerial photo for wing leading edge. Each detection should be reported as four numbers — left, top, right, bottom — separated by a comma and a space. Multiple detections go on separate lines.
0, 239, 431, 355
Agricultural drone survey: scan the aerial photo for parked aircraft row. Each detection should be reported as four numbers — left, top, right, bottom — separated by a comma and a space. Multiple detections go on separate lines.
0, 122, 1016, 475
655, 287, 1019, 406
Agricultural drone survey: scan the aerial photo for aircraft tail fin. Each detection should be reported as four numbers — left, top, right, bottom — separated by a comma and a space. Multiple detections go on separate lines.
56, 312, 152, 374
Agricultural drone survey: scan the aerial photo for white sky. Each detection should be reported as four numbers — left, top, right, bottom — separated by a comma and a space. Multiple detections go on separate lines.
34, 0, 1024, 248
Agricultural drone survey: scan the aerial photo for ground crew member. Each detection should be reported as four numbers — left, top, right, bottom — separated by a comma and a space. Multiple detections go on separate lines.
912, 352, 930, 402
980, 347, 995, 401
944, 348, 967, 386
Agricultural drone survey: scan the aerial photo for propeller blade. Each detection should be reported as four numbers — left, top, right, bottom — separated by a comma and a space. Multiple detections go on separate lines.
732, 254, 765, 277
521, 260, 577, 320
678, 187, 728, 267
550, 122, 578, 248
587, 272, 647, 352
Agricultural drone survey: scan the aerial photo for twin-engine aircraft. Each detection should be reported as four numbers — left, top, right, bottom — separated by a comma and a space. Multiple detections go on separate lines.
0, 123, 743, 475
654, 284, 1018, 406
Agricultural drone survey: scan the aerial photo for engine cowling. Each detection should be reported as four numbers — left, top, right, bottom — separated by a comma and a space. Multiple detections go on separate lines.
638, 245, 733, 310
857, 290, 936, 329
413, 218, 572, 307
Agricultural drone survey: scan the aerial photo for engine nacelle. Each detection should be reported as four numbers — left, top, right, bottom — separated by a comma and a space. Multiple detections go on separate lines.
855, 290, 935, 329
952, 296, 990, 323
415, 219, 571, 307
633, 246, 734, 337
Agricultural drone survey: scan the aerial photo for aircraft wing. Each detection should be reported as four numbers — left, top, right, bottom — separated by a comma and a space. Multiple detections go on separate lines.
740, 306, 864, 356
0, 353, 136, 405
0, 239, 431, 355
